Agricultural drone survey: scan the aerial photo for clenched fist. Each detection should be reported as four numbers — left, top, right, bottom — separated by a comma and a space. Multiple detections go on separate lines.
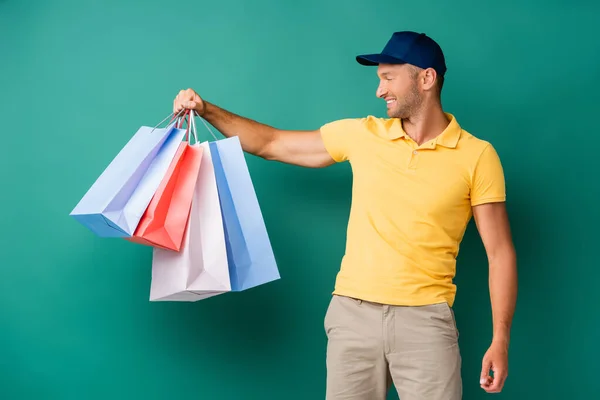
173, 88, 206, 116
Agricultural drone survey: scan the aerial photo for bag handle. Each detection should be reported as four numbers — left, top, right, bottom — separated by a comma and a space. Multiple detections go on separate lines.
178, 110, 192, 141
148, 108, 219, 143
176, 112, 187, 129
147, 109, 187, 135
189, 110, 219, 141
188, 109, 199, 144
170, 109, 194, 143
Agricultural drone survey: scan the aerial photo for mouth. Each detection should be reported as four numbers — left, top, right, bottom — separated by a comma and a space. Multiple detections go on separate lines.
386, 98, 396, 108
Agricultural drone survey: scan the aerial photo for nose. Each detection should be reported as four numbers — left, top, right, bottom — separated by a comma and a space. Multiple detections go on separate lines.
376, 81, 386, 98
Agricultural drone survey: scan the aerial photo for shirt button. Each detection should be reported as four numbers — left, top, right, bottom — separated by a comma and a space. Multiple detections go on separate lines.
413, 150, 418, 154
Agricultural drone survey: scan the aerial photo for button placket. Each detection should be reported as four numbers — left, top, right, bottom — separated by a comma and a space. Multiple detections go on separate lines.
407, 141, 436, 169
408, 149, 419, 169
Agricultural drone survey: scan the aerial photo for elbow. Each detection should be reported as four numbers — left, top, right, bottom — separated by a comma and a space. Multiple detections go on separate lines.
257, 130, 281, 161
257, 140, 277, 161
486, 236, 517, 265
488, 244, 517, 271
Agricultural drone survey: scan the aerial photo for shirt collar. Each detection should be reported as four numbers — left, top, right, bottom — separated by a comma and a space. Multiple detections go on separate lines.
388, 113, 462, 148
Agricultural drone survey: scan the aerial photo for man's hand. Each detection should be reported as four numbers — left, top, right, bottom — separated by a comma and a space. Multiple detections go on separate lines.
173, 88, 206, 116
480, 341, 508, 393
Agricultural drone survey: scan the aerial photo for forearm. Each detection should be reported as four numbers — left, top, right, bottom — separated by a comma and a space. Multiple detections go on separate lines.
202, 101, 277, 158
175, 89, 331, 167
488, 249, 517, 347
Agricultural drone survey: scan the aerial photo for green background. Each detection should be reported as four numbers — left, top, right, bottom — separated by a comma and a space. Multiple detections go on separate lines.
1, 0, 598, 399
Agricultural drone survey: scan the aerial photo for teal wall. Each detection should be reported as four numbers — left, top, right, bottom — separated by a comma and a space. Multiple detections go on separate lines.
1, 0, 598, 399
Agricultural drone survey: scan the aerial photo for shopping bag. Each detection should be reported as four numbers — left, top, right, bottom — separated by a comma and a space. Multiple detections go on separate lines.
128, 114, 203, 251
209, 136, 280, 292
70, 113, 186, 237
149, 141, 231, 301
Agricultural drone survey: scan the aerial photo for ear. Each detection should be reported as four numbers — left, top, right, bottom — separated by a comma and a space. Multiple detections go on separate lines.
421, 68, 437, 91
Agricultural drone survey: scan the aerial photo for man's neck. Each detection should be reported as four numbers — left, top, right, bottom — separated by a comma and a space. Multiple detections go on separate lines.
402, 103, 450, 146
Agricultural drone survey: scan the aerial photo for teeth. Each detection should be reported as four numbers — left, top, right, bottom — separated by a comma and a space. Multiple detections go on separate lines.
386, 99, 395, 104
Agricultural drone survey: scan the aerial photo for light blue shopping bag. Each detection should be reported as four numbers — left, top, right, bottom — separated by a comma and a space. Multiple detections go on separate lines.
209, 136, 280, 291
70, 114, 186, 237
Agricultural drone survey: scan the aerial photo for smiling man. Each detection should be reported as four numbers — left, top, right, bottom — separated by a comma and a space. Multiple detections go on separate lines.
173, 31, 518, 400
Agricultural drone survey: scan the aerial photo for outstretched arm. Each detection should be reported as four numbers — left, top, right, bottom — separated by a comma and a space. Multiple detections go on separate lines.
174, 89, 335, 168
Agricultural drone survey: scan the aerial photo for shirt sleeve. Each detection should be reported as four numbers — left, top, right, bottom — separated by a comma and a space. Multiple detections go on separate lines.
470, 143, 506, 206
320, 118, 365, 162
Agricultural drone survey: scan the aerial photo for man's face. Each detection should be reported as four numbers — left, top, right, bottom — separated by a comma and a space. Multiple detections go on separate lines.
376, 63, 422, 119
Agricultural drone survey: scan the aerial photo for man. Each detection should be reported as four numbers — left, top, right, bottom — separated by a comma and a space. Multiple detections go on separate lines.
173, 31, 517, 400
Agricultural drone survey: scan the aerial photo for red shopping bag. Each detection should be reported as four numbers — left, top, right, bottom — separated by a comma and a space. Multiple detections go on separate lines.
127, 111, 203, 251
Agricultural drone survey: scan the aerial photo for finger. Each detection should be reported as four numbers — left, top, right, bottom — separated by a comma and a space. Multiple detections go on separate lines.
480, 359, 492, 386
480, 376, 493, 392
487, 369, 507, 393
479, 380, 491, 393
174, 103, 182, 114
480, 375, 493, 385
174, 91, 183, 113
183, 101, 196, 109
481, 376, 500, 393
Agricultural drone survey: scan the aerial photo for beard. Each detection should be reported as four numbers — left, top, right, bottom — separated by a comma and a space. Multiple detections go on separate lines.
388, 81, 423, 119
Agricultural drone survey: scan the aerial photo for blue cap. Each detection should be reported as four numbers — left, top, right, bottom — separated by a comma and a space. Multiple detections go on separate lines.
356, 31, 447, 77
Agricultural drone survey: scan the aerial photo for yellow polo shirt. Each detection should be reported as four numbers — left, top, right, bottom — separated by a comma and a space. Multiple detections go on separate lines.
320, 113, 505, 307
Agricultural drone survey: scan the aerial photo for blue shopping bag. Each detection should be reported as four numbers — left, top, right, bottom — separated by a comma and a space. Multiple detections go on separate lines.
209, 136, 280, 291
70, 115, 186, 237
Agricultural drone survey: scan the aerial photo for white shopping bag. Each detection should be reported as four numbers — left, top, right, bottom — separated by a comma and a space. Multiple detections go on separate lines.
149, 142, 231, 301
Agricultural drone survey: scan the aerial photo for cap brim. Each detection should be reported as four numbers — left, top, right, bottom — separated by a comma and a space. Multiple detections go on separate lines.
356, 53, 406, 66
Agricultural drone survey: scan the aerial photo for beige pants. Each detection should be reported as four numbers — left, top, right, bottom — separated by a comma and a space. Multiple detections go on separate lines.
324, 295, 462, 400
